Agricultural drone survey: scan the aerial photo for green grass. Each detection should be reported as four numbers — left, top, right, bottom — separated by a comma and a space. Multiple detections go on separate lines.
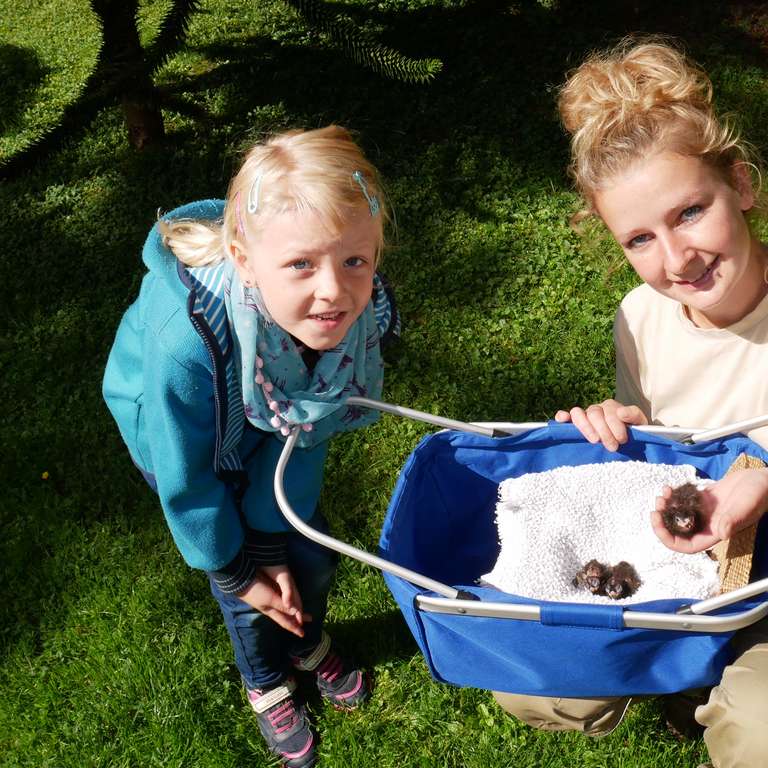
2, 0, 767, 765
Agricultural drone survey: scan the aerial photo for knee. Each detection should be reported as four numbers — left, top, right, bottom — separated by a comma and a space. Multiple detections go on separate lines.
698, 666, 768, 767
492, 691, 629, 736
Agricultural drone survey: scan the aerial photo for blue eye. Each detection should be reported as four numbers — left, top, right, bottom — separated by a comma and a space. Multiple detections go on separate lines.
291, 259, 310, 271
681, 205, 702, 221
345, 256, 365, 268
627, 233, 652, 249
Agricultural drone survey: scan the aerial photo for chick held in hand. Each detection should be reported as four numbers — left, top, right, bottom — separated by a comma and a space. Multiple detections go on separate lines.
662, 482, 702, 536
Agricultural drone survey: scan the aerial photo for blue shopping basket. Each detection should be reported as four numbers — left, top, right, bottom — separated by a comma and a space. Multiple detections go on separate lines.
275, 399, 768, 698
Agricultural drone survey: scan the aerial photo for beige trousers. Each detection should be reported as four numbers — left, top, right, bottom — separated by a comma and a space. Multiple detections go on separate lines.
492, 618, 768, 768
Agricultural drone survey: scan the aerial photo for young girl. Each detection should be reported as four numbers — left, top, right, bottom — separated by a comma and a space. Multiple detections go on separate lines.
492, 40, 768, 768
102, 125, 399, 768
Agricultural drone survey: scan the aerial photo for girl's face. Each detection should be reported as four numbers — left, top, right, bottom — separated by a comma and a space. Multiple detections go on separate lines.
594, 151, 766, 328
233, 208, 378, 350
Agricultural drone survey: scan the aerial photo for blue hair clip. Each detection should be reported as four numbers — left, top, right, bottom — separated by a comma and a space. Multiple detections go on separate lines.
352, 171, 380, 217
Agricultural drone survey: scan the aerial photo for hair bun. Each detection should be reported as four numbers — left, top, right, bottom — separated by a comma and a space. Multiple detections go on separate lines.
555, 37, 754, 200
559, 39, 712, 141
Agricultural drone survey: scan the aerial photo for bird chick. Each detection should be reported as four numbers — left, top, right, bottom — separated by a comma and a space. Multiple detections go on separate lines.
662, 482, 702, 537
604, 561, 641, 600
573, 559, 610, 595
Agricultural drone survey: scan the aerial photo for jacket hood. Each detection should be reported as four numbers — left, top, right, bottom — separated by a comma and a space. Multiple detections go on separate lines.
142, 198, 226, 301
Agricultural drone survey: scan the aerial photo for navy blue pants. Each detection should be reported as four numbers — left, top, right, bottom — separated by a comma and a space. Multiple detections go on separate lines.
209, 514, 338, 690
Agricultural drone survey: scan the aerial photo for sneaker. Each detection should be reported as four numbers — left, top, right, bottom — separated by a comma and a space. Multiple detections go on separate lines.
292, 631, 369, 709
247, 677, 316, 768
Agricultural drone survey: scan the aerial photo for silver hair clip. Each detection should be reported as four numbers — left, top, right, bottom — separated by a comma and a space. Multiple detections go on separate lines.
247, 174, 263, 215
352, 171, 380, 217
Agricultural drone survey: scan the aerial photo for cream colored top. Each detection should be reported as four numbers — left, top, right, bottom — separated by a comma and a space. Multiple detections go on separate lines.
614, 283, 768, 449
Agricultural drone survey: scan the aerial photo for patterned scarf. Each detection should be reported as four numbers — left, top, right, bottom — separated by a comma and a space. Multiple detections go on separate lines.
226, 276, 384, 448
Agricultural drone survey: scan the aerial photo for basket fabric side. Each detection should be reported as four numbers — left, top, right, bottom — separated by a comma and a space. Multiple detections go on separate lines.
383, 574, 736, 696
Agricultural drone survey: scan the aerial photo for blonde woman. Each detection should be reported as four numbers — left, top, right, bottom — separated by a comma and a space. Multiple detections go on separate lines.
495, 40, 768, 768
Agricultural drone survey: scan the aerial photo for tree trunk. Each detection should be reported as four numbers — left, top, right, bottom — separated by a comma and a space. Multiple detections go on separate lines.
92, 0, 165, 149
121, 95, 165, 150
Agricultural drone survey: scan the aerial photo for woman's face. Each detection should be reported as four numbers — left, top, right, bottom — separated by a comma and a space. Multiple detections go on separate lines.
593, 151, 766, 328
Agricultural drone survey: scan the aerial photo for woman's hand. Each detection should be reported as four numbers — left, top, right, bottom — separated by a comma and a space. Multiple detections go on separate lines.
652, 468, 768, 554
237, 565, 312, 637
554, 399, 648, 452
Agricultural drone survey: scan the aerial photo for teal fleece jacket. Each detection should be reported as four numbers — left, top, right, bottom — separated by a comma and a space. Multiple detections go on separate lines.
102, 201, 336, 585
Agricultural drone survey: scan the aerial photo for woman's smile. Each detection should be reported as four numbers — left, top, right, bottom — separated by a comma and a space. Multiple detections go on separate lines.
674, 256, 720, 288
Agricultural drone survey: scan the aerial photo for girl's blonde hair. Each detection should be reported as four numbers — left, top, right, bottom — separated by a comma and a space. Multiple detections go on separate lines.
558, 37, 761, 208
160, 125, 388, 267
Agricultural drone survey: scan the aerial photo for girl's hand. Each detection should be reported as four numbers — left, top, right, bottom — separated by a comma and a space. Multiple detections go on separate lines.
237, 565, 312, 637
554, 399, 648, 452
652, 469, 768, 554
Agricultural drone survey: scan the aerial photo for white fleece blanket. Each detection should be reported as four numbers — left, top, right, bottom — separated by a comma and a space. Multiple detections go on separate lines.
481, 461, 720, 604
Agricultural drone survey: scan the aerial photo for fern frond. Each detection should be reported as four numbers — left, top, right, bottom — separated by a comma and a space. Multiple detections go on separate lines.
282, 0, 442, 83
147, 0, 204, 73
0, 90, 108, 179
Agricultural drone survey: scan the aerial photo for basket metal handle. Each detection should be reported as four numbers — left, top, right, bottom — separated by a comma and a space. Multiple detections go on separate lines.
273, 427, 467, 600
413, 594, 768, 633
346, 398, 768, 445
676, 577, 768, 615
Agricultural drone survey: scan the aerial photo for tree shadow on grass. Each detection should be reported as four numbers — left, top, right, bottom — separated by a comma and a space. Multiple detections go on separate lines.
0, 45, 49, 136
8, 0, 768, 179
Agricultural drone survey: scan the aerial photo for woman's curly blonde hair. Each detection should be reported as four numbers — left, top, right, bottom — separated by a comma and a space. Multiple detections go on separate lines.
558, 37, 762, 211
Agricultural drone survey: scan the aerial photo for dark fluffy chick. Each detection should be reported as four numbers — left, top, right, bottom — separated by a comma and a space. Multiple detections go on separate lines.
573, 559, 610, 595
604, 561, 641, 600
663, 482, 702, 536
